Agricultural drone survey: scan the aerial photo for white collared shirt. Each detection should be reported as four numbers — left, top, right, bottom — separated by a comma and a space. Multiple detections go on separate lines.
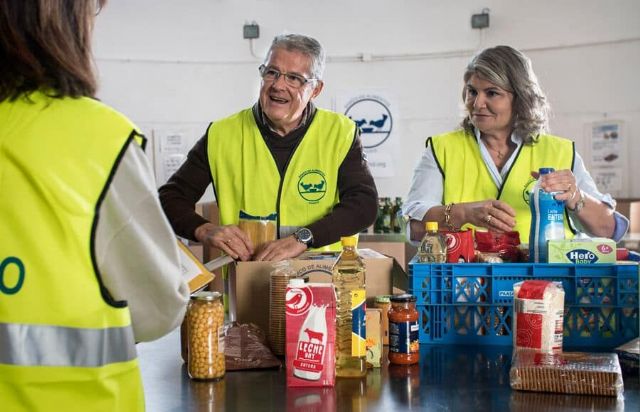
402, 129, 628, 242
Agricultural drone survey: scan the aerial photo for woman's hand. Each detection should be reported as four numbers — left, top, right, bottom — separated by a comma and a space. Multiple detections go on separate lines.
462, 200, 517, 232
194, 223, 254, 261
532, 169, 581, 209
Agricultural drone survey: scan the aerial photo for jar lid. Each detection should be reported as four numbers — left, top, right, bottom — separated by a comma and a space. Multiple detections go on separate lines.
191, 291, 222, 301
375, 295, 391, 303
390, 293, 416, 303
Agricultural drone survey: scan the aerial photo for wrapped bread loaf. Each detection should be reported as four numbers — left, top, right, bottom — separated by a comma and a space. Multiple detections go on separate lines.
510, 350, 623, 397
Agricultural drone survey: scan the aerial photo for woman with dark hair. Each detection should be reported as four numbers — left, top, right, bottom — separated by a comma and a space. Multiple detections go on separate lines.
0, 1, 188, 410
403, 45, 627, 242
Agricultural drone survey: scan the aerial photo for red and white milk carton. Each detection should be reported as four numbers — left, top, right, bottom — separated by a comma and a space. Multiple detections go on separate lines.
286, 280, 336, 387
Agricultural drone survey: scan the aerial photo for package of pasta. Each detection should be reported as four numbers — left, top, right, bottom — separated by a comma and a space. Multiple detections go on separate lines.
238, 210, 277, 250
509, 350, 624, 398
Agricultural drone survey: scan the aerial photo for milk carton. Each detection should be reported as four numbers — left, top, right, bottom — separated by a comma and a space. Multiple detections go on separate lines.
286, 280, 336, 387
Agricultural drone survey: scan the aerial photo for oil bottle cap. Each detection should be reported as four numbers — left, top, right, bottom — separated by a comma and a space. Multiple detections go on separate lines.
340, 236, 357, 247
425, 221, 438, 231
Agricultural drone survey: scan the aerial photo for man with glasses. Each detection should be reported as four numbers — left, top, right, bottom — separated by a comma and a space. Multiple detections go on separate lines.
160, 33, 377, 261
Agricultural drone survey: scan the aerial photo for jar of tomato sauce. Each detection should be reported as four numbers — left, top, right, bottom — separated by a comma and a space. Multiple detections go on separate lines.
388, 294, 419, 365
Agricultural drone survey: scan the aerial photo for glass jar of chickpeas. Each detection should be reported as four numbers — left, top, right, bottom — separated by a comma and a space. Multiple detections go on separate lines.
187, 291, 225, 380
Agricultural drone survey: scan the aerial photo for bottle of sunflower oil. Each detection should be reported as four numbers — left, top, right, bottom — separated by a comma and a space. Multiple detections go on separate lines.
332, 236, 367, 378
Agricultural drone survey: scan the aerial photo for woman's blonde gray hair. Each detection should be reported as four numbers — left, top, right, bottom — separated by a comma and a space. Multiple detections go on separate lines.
461, 45, 549, 144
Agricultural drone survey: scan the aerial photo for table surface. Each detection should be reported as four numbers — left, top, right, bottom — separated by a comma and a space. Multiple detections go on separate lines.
138, 330, 638, 412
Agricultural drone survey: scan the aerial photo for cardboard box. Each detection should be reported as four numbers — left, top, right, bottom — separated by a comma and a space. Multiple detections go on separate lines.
547, 238, 616, 264
366, 308, 382, 368
228, 249, 402, 335
358, 238, 417, 271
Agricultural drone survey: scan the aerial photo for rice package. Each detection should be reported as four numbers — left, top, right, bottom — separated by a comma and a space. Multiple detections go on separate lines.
513, 280, 564, 353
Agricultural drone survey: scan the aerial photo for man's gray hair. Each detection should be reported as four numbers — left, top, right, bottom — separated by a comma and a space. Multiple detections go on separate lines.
266, 33, 326, 80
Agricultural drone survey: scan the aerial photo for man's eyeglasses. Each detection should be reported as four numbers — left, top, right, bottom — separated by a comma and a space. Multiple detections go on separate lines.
258, 65, 318, 89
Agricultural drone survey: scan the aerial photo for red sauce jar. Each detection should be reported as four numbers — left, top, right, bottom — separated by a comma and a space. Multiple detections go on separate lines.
388, 294, 419, 365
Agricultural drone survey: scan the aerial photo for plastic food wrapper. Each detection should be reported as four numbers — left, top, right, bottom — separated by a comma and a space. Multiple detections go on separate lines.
513, 280, 564, 353
509, 388, 624, 411
615, 337, 639, 375
237, 210, 277, 250
224, 322, 281, 371
475, 230, 522, 262
509, 350, 624, 398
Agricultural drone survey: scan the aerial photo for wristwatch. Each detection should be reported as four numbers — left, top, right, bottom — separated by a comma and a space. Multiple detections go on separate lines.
293, 227, 314, 247
567, 191, 585, 213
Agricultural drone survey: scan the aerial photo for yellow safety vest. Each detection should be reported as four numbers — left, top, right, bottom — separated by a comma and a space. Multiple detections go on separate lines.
430, 130, 575, 240
0, 92, 144, 412
207, 108, 355, 251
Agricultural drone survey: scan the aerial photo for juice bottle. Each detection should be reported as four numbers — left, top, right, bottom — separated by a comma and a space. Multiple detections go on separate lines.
417, 221, 447, 263
333, 236, 367, 378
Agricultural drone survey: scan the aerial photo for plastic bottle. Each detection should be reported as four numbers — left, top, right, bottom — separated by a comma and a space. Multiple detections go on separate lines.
293, 303, 328, 381
382, 198, 392, 233
392, 197, 404, 233
374, 198, 384, 233
333, 236, 367, 378
529, 167, 565, 263
417, 222, 447, 263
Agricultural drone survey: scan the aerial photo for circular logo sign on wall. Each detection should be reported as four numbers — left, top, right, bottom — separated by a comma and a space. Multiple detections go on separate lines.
344, 97, 393, 149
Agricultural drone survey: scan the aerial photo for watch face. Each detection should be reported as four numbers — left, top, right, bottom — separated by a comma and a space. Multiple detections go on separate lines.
296, 228, 313, 243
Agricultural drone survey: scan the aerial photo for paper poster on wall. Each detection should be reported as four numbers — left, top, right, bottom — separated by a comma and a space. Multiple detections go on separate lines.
592, 167, 622, 193
337, 92, 397, 178
591, 121, 623, 168
153, 130, 188, 185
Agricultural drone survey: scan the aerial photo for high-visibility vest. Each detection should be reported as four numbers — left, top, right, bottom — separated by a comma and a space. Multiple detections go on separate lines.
207, 108, 356, 251
0, 91, 145, 411
430, 130, 575, 239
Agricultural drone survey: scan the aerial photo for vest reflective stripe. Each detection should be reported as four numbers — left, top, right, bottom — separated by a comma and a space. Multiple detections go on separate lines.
208, 108, 355, 251
0, 323, 136, 367
431, 130, 575, 239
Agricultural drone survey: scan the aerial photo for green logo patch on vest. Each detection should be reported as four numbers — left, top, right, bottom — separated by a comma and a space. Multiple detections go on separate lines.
523, 177, 536, 205
298, 169, 327, 203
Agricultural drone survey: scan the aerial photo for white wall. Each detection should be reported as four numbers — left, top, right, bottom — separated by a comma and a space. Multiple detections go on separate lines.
94, 0, 640, 200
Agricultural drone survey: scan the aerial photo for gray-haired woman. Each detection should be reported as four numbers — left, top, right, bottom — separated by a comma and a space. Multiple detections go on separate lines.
403, 45, 627, 243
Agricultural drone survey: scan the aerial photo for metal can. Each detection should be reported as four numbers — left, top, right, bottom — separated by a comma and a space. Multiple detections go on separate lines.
187, 291, 225, 380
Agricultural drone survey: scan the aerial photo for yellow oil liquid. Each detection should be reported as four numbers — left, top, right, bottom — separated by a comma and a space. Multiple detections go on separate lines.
333, 246, 367, 378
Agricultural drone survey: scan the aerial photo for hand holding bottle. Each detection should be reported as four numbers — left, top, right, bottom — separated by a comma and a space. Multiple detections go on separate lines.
531, 169, 581, 209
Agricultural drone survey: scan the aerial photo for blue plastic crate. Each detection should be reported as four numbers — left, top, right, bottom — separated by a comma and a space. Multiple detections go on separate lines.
409, 259, 639, 348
